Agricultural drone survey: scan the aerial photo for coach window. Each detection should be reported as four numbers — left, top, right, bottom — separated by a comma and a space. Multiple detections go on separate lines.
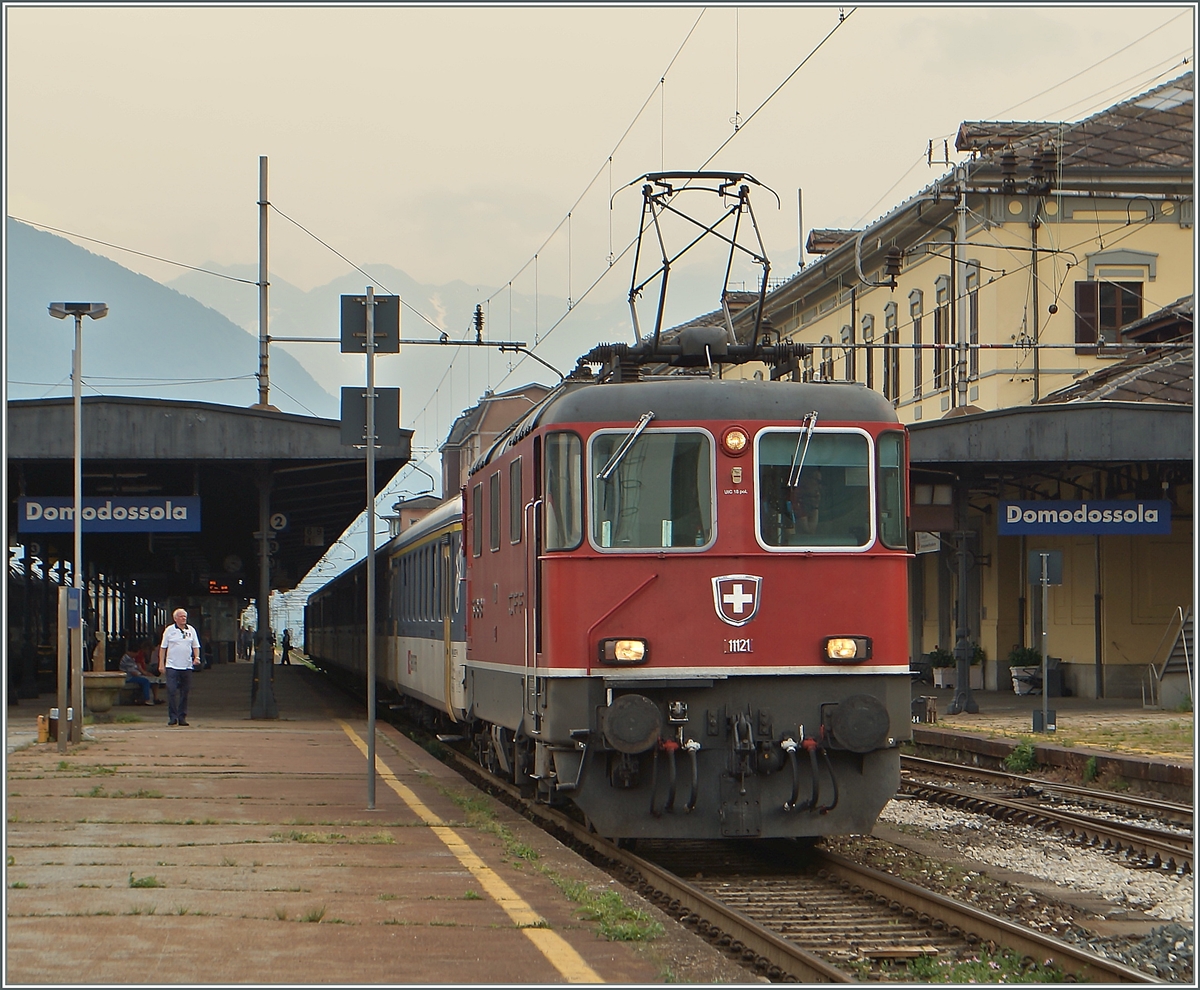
471, 483, 483, 557
757, 429, 872, 549
509, 458, 523, 544
590, 429, 713, 550
489, 471, 502, 552
544, 432, 582, 551
877, 432, 906, 549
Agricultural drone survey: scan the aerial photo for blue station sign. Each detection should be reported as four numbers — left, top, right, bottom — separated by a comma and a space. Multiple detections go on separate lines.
19, 496, 201, 533
1000, 500, 1171, 536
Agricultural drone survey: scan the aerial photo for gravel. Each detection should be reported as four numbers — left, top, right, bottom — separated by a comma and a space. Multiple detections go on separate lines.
828, 796, 1195, 982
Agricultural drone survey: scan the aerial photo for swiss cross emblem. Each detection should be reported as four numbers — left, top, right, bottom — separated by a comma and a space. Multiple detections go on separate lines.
712, 574, 762, 627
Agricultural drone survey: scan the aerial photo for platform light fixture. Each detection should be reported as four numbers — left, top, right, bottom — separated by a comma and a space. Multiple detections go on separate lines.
48, 301, 108, 743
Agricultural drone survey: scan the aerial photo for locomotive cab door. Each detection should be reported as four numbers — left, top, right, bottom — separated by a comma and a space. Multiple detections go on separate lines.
525, 437, 544, 733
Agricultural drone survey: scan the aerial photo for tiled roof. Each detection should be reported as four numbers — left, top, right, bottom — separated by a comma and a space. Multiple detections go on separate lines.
1121, 294, 1194, 342
1039, 339, 1193, 405
955, 71, 1193, 170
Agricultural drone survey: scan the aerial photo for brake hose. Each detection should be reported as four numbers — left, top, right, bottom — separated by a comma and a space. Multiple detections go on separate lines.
817, 746, 840, 814
781, 738, 800, 811
663, 740, 679, 812
684, 740, 700, 812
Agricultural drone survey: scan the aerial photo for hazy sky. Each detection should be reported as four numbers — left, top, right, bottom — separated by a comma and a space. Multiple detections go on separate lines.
9, 3, 1189, 611
7, 4, 1192, 308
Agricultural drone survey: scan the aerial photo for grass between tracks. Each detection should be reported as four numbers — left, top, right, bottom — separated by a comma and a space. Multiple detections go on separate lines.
897, 949, 1065, 983
437, 783, 662, 941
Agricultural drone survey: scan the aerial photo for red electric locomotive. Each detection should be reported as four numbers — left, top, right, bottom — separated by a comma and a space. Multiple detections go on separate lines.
308, 173, 912, 840
460, 352, 910, 839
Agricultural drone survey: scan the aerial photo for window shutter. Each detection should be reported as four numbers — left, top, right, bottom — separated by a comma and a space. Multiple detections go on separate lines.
1075, 281, 1098, 353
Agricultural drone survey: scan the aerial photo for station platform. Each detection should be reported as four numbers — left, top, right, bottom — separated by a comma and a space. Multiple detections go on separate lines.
4, 663, 708, 985
909, 682, 1194, 796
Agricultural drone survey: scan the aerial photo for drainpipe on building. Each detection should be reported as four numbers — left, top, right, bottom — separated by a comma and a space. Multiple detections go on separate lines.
956, 167, 970, 411
1030, 202, 1041, 403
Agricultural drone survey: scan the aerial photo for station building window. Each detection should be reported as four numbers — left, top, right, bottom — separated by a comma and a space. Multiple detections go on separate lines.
933, 275, 950, 390
909, 289, 923, 400
840, 324, 855, 381
883, 301, 899, 405
861, 313, 875, 391
967, 261, 980, 380
1075, 279, 1144, 351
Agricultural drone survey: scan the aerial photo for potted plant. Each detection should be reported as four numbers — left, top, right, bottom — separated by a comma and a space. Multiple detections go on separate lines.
966, 645, 985, 690
928, 646, 956, 688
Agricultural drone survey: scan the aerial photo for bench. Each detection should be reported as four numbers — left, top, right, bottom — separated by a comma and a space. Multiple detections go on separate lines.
116, 676, 166, 706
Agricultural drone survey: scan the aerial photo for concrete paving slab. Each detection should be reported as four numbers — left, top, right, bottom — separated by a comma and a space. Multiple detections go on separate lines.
5, 663, 670, 985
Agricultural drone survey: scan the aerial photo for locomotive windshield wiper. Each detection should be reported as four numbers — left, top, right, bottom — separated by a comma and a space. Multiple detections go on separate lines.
787, 411, 819, 489
597, 410, 655, 481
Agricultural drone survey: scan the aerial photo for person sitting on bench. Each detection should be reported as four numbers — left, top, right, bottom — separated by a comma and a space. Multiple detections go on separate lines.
119, 640, 163, 705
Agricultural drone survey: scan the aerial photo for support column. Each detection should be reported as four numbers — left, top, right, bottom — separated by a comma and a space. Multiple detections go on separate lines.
19, 545, 39, 698
947, 483, 978, 715
251, 463, 278, 719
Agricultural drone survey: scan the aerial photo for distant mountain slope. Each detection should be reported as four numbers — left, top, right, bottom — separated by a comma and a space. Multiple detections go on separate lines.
5, 219, 336, 417
166, 262, 645, 416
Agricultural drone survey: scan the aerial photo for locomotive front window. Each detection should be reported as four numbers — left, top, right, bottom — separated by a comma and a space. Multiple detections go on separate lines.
590, 430, 713, 550
757, 430, 872, 549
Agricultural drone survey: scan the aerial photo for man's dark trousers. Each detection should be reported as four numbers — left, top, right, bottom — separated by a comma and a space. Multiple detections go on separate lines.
165, 668, 193, 724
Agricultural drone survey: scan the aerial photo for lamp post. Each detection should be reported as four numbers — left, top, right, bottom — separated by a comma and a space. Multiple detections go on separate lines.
48, 301, 107, 742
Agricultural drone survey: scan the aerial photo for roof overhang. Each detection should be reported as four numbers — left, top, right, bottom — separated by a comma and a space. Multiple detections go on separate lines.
6, 396, 412, 596
909, 401, 1193, 466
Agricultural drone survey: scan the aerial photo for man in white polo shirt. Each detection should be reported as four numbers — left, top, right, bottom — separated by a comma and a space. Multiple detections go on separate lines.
158, 608, 201, 726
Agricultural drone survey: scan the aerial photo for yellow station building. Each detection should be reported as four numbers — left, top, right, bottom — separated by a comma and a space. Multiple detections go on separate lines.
735, 73, 1194, 700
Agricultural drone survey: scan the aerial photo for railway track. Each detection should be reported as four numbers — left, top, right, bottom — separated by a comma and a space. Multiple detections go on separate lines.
902, 755, 1193, 825
413, 724, 1161, 983
900, 756, 1193, 873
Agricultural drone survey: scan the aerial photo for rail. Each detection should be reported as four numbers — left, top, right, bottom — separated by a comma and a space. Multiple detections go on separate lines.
421, 722, 1161, 982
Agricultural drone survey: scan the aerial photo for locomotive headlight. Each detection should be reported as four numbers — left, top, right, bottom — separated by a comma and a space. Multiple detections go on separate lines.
600, 638, 648, 664
722, 427, 749, 456
824, 636, 872, 662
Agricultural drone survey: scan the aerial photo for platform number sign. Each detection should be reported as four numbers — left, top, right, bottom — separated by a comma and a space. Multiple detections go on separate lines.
269, 513, 289, 532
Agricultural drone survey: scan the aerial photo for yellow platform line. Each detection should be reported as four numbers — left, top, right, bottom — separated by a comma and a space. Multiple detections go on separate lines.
336, 720, 602, 984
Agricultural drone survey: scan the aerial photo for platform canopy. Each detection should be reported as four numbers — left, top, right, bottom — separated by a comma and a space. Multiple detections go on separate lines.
908, 401, 1193, 466
6, 396, 412, 600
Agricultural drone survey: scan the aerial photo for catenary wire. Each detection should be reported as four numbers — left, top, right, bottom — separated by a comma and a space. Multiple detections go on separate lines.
481, 8, 708, 307
698, 7, 857, 171
492, 8, 862, 388
986, 13, 1189, 120
268, 203, 447, 337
